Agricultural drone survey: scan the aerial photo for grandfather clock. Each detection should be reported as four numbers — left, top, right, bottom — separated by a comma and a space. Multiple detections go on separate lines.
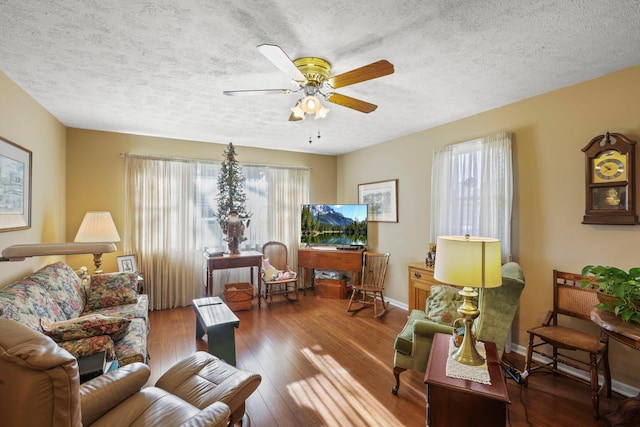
582, 132, 637, 225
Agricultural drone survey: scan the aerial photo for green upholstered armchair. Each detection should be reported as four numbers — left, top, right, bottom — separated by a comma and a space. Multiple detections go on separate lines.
391, 261, 525, 395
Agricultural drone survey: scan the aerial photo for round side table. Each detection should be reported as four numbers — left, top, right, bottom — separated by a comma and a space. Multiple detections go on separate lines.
591, 308, 640, 427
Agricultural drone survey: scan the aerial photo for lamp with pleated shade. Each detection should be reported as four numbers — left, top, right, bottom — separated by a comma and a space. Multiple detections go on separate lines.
74, 211, 121, 273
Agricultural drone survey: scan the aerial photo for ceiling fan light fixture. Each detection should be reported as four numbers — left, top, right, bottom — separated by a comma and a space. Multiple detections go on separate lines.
291, 103, 305, 120
226, 46, 393, 122
315, 105, 330, 120
301, 95, 321, 114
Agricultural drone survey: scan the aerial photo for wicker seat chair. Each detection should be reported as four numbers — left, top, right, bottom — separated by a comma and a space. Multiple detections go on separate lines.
524, 270, 611, 419
261, 241, 299, 307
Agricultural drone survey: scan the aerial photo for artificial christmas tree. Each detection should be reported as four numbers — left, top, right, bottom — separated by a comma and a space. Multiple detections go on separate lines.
215, 143, 252, 253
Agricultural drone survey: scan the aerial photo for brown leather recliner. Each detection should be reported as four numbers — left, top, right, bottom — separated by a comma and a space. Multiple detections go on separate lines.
0, 317, 261, 426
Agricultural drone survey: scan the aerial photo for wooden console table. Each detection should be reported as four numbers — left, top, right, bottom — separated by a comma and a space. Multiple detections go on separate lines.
591, 308, 640, 427
297, 248, 364, 293
204, 251, 263, 305
424, 333, 510, 426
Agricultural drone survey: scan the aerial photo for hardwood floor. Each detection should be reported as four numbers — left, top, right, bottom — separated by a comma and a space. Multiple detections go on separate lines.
147, 294, 626, 426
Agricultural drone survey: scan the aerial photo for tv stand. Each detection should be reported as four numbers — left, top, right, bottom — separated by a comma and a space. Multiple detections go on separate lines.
298, 247, 364, 293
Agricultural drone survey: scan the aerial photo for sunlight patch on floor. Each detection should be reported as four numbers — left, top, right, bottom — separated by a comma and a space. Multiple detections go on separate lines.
287, 347, 404, 426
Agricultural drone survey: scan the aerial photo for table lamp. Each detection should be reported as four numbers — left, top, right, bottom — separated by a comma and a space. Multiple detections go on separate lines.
74, 211, 121, 273
434, 235, 502, 366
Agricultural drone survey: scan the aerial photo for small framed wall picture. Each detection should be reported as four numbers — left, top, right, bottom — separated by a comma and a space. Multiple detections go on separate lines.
117, 254, 138, 273
358, 179, 398, 223
0, 136, 32, 232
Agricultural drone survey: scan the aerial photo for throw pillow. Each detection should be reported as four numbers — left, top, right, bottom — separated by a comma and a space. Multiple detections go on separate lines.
28, 262, 86, 319
41, 314, 131, 342
424, 285, 464, 325
262, 258, 279, 281
87, 272, 138, 310
277, 270, 297, 280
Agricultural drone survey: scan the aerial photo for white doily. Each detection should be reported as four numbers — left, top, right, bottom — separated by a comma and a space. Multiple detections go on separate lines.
445, 337, 491, 385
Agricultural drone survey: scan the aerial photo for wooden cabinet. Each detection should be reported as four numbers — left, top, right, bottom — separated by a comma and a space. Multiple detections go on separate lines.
408, 262, 443, 312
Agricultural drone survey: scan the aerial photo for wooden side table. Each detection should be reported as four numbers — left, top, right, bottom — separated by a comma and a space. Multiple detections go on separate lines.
204, 250, 262, 304
424, 333, 510, 427
591, 308, 640, 427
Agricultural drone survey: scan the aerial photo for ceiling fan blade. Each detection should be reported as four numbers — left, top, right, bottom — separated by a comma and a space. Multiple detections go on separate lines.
288, 112, 304, 121
326, 93, 377, 113
257, 44, 306, 83
223, 89, 293, 96
328, 60, 394, 89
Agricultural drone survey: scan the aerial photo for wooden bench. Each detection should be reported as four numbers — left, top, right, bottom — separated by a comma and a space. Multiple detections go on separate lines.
192, 296, 240, 365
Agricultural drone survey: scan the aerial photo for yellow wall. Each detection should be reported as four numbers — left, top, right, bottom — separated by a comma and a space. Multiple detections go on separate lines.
338, 65, 640, 388
0, 71, 67, 282
64, 129, 337, 271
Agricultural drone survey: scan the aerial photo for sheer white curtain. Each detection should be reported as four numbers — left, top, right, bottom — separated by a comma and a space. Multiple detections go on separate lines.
267, 166, 310, 272
124, 154, 310, 308
124, 155, 202, 310
430, 132, 513, 262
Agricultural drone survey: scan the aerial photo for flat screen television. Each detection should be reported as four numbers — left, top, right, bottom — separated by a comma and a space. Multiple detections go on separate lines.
300, 204, 368, 247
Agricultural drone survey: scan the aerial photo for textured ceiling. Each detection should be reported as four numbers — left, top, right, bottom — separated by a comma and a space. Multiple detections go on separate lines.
1, 1, 639, 156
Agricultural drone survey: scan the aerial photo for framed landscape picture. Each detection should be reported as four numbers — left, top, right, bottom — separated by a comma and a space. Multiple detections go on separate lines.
358, 179, 398, 223
0, 136, 32, 232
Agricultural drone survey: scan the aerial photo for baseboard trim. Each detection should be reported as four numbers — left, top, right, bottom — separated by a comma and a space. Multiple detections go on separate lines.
386, 296, 407, 311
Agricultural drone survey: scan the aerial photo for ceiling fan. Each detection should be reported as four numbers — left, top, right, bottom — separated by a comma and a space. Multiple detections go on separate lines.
223, 44, 394, 121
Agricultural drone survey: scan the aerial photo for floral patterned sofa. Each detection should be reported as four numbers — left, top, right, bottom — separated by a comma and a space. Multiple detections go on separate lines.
0, 262, 148, 366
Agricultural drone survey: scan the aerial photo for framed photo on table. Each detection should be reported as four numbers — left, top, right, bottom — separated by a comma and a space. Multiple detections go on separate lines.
0, 136, 32, 232
117, 255, 138, 273
358, 179, 398, 222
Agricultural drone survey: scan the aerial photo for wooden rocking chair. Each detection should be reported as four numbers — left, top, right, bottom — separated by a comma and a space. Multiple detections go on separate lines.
346, 252, 390, 318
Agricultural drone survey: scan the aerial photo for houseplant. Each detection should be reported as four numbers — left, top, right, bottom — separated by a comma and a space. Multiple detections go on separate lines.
581, 265, 640, 324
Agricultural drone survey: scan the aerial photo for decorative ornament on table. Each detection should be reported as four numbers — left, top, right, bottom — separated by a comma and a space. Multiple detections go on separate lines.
425, 242, 436, 267
215, 143, 252, 253
225, 211, 244, 255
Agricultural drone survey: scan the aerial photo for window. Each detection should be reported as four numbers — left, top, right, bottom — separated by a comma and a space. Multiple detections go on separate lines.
124, 154, 309, 309
196, 163, 269, 252
430, 132, 513, 262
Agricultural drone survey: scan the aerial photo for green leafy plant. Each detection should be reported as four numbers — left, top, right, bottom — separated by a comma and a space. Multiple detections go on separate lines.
581, 265, 640, 323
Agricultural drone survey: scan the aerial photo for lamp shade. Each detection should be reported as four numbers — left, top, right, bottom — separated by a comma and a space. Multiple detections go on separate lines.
74, 211, 121, 243
301, 95, 321, 113
434, 235, 502, 288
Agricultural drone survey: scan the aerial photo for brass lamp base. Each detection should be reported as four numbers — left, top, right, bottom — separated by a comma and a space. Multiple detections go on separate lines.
452, 286, 484, 366
92, 253, 104, 274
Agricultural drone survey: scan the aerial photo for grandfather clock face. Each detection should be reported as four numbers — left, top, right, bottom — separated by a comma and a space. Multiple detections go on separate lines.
592, 150, 627, 183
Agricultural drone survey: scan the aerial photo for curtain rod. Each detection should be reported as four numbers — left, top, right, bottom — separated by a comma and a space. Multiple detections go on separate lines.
120, 152, 311, 171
